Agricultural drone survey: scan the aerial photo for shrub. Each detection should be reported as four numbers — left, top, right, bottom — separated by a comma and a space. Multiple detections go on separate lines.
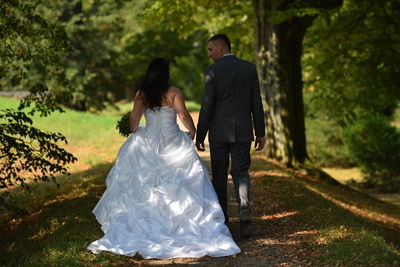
342, 115, 400, 192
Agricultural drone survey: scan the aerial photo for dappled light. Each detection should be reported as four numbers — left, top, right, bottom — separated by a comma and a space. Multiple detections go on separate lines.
304, 184, 400, 230
257, 211, 300, 221
1, 0, 400, 265
1, 138, 400, 266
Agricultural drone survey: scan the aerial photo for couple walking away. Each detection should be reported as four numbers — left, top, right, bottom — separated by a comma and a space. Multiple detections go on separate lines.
87, 34, 266, 259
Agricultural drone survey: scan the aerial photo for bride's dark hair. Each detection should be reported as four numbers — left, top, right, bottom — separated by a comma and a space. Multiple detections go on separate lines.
137, 58, 170, 109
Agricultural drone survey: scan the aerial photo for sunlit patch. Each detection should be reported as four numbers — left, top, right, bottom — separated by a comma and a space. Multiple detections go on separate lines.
288, 230, 318, 237
249, 170, 289, 178
44, 247, 67, 261
252, 153, 269, 160
314, 227, 351, 245
255, 238, 300, 246
304, 184, 400, 228
28, 218, 65, 240
257, 210, 299, 220
43, 194, 69, 206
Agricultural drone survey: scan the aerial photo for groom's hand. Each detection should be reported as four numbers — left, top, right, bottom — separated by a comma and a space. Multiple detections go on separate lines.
196, 141, 206, 151
255, 136, 265, 151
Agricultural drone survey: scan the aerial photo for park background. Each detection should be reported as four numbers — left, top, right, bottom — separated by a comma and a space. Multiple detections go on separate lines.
1, 0, 400, 266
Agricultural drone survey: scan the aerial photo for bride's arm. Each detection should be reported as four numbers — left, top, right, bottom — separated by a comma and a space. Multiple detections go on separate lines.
174, 89, 196, 139
129, 91, 145, 133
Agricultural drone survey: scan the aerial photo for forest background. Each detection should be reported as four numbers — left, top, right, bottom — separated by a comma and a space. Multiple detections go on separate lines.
1, 0, 400, 266
2, 0, 399, 193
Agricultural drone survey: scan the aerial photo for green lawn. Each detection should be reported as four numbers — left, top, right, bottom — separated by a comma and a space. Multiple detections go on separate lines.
0, 97, 200, 170
0, 97, 199, 220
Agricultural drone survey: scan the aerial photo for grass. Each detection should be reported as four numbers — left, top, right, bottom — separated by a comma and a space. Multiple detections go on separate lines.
322, 167, 363, 184
250, 156, 400, 266
0, 96, 20, 109
0, 163, 125, 267
1, 96, 400, 266
98, 99, 201, 117
0, 97, 200, 171
0, 96, 199, 219
2, 155, 399, 266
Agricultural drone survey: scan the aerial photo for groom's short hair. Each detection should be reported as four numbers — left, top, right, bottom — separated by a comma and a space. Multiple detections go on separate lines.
208, 34, 231, 52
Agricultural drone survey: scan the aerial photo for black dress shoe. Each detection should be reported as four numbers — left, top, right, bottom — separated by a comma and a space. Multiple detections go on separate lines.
240, 220, 252, 239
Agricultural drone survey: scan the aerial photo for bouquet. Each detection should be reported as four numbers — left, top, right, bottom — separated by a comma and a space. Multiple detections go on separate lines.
116, 111, 131, 137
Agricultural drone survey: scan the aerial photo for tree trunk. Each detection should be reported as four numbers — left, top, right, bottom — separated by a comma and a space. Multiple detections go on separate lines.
252, 0, 342, 166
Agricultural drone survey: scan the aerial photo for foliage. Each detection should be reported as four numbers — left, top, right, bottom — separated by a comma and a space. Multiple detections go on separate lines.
0, 95, 133, 215
122, 27, 209, 103
2, 0, 256, 109
342, 115, 400, 192
144, 0, 255, 61
0, 109, 77, 189
303, 0, 400, 186
0, 0, 72, 114
0, 1, 76, 208
19, 0, 214, 109
304, 102, 353, 167
170, 40, 210, 102
29, 0, 147, 110
130, 0, 256, 102
304, 0, 400, 122
267, 7, 321, 24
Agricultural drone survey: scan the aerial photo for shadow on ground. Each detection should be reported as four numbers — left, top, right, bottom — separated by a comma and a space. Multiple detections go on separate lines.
1, 156, 399, 266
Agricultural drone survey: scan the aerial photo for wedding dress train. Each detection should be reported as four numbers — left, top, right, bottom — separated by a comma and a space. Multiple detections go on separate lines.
87, 106, 240, 259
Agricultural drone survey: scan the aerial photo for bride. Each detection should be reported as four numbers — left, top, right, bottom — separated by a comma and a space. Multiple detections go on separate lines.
87, 58, 241, 259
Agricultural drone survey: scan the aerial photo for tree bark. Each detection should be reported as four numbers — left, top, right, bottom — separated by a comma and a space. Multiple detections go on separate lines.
252, 0, 342, 166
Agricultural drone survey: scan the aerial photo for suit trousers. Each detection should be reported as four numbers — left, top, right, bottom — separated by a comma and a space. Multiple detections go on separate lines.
209, 141, 251, 222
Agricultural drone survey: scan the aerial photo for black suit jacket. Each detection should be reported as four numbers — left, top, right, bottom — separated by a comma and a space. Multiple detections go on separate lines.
196, 55, 265, 143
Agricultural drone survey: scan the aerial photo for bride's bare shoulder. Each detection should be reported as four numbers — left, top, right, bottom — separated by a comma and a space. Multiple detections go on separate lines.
167, 86, 182, 95
162, 86, 179, 107
166, 86, 183, 100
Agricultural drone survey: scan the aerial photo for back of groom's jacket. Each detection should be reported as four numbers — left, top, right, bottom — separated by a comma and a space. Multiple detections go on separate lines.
196, 55, 265, 143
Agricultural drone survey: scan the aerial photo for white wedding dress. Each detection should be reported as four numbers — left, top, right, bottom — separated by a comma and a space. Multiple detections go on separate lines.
87, 106, 240, 259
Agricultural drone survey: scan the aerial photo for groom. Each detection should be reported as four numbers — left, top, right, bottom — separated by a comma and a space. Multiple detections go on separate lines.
196, 34, 265, 238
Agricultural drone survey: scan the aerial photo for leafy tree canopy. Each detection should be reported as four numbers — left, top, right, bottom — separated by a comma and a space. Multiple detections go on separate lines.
1, 0, 77, 211
303, 0, 400, 187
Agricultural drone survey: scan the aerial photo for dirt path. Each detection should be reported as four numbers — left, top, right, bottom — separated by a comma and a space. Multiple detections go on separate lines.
120, 113, 315, 266
120, 165, 314, 267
